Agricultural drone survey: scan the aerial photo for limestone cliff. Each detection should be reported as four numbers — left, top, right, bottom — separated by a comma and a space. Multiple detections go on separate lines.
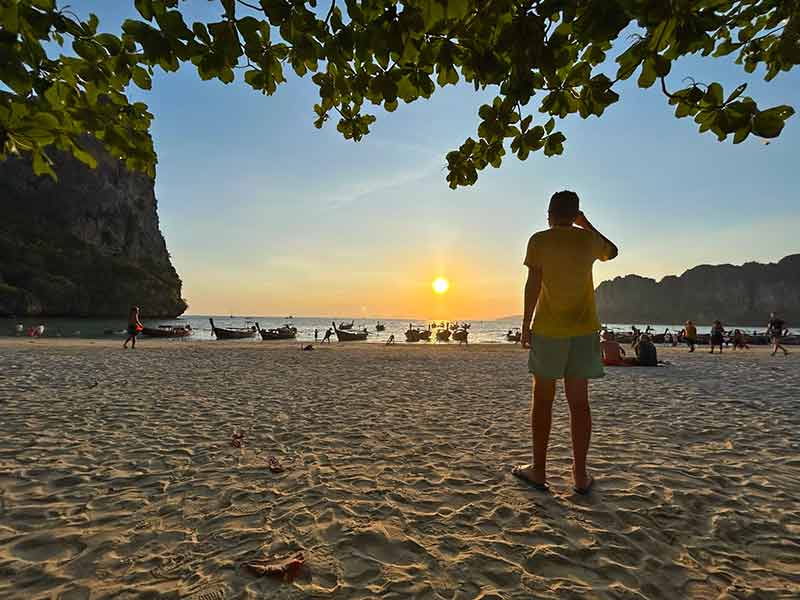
0, 139, 187, 317
595, 255, 800, 325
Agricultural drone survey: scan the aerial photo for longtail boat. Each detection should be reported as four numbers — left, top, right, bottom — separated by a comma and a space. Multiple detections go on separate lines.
209, 318, 257, 340
506, 328, 521, 343
436, 329, 451, 342
453, 328, 469, 344
257, 323, 298, 340
338, 320, 355, 330
376, 322, 386, 331
140, 325, 193, 338
333, 321, 367, 341
405, 325, 430, 342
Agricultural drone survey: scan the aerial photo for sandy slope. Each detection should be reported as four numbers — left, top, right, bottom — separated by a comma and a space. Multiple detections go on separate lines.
0, 339, 798, 599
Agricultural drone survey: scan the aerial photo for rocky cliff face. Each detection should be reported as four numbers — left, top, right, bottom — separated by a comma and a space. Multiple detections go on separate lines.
595, 255, 800, 325
0, 139, 187, 317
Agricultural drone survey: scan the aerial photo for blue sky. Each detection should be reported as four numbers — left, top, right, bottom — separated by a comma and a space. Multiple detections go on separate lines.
69, 2, 799, 318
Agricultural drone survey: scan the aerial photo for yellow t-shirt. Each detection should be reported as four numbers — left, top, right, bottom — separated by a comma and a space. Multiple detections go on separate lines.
524, 227, 614, 338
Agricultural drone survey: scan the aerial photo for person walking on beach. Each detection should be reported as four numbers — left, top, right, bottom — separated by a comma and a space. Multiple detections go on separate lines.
709, 320, 726, 354
767, 313, 789, 356
516, 191, 618, 494
682, 320, 697, 352
123, 306, 143, 349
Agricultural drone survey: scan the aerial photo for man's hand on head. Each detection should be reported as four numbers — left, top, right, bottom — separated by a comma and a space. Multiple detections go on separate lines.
574, 211, 591, 230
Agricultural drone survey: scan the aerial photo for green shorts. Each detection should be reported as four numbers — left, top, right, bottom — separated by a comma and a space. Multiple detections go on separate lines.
528, 332, 604, 380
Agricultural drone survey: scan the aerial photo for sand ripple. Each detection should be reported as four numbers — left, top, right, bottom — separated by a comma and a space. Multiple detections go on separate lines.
0, 340, 798, 599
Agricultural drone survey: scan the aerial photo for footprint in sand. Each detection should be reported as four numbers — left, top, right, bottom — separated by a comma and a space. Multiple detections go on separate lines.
10, 534, 86, 562
183, 582, 227, 600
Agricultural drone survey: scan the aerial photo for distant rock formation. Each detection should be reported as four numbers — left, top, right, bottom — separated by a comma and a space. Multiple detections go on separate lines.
595, 255, 800, 325
0, 139, 187, 317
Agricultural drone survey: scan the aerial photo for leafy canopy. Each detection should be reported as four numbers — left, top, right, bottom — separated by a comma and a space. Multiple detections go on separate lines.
1, 0, 797, 185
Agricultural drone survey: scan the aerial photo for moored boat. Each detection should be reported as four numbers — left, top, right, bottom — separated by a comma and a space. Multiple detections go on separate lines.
436, 329, 451, 342
338, 320, 355, 330
453, 328, 469, 344
506, 328, 521, 343
333, 321, 368, 341
257, 323, 298, 340
209, 318, 257, 340
405, 325, 431, 342
141, 324, 193, 338
376, 322, 386, 331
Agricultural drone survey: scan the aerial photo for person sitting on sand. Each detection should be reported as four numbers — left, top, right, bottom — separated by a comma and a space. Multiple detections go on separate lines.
634, 334, 658, 366
682, 320, 697, 352
767, 313, 789, 357
732, 329, 749, 350
123, 306, 143, 349
709, 320, 726, 354
516, 191, 618, 495
600, 331, 628, 366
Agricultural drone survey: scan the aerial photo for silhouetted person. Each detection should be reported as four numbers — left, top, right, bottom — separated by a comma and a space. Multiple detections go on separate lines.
682, 320, 697, 352
709, 320, 726, 354
321, 328, 333, 343
314, 328, 319, 341
385, 334, 395, 345
767, 312, 789, 356
123, 306, 143, 349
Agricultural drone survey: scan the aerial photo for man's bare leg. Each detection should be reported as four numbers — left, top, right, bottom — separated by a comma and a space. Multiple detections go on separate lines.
564, 378, 592, 491
513, 376, 555, 486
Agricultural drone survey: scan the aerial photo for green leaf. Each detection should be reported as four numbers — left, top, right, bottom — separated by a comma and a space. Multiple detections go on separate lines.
131, 66, 152, 90
704, 83, 724, 107
725, 83, 747, 104
752, 106, 794, 138
732, 126, 750, 144
637, 58, 657, 88
135, 0, 154, 21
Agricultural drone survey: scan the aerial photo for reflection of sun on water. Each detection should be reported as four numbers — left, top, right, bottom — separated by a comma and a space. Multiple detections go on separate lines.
432, 277, 450, 295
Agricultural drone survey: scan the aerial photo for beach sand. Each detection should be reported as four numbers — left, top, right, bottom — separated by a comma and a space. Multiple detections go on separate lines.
0, 339, 798, 599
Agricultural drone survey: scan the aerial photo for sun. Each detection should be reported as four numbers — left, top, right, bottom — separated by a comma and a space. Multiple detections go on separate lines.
432, 277, 450, 295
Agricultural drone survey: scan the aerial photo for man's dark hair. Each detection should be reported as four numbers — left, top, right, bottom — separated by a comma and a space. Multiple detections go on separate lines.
548, 190, 580, 221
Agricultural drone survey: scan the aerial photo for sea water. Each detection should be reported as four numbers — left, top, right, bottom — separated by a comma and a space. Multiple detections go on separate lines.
2, 316, 796, 343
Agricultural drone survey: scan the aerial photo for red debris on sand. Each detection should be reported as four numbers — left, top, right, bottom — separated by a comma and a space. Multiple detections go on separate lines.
244, 551, 305, 582
268, 456, 285, 473
231, 430, 245, 448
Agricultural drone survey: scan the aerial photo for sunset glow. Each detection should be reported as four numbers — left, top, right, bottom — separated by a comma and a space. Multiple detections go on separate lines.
432, 277, 450, 295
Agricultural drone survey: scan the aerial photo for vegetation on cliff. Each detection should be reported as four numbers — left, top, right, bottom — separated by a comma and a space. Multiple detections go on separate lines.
596, 255, 800, 325
0, 139, 187, 318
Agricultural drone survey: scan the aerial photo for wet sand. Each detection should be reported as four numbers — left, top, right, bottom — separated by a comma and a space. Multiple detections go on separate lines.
0, 339, 798, 599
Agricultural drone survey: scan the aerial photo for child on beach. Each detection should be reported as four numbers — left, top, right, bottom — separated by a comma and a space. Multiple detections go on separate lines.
123, 306, 143, 349
515, 191, 618, 495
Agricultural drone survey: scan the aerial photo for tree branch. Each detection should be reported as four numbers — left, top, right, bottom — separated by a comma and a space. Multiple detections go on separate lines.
325, 0, 336, 25
236, 0, 262, 12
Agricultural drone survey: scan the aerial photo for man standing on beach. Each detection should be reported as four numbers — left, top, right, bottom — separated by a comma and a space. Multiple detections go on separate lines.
515, 191, 618, 494
682, 320, 697, 352
767, 313, 789, 356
